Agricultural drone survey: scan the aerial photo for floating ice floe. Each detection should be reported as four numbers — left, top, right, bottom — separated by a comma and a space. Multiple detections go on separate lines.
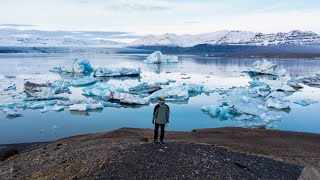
70, 77, 98, 87
293, 99, 319, 106
143, 51, 178, 64
298, 74, 320, 88
41, 105, 66, 113
94, 67, 141, 77
257, 79, 296, 92
27, 100, 57, 109
5, 75, 16, 79
69, 102, 104, 111
56, 59, 93, 74
100, 101, 121, 108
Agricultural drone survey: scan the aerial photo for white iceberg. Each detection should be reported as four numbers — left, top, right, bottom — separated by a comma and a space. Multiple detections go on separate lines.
265, 97, 290, 109
69, 102, 104, 111
129, 83, 161, 95
82, 83, 124, 97
94, 67, 141, 77
247, 59, 277, 75
143, 51, 178, 64
109, 92, 149, 105
2, 107, 22, 118
299, 74, 320, 88
70, 77, 98, 87
293, 99, 318, 106
258, 79, 296, 92
61, 59, 93, 73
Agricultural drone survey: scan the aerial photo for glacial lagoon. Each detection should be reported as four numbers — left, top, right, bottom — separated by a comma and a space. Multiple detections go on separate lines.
1, 53, 320, 144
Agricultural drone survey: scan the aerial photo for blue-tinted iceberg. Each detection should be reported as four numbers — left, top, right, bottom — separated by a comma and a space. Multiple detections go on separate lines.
94, 67, 141, 77
3, 84, 16, 91
143, 51, 178, 64
129, 83, 161, 95
61, 59, 93, 73
265, 97, 290, 109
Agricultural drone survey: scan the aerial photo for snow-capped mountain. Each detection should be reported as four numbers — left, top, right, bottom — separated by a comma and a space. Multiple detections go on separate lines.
130, 30, 320, 47
0, 28, 126, 47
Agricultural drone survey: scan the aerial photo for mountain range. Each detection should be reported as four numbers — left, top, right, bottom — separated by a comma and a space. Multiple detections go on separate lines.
129, 30, 320, 47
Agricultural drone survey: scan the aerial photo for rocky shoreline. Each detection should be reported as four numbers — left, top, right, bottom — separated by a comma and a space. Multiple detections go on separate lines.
0, 127, 320, 179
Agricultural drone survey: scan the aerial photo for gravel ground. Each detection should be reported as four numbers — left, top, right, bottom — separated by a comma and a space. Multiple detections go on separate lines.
87, 142, 302, 180
0, 127, 319, 179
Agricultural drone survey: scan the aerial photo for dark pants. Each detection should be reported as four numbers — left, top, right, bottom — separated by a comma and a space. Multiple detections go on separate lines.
154, 123, 165, 141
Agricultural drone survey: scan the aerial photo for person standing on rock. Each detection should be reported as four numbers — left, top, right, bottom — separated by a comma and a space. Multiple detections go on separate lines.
152, 96, 170, 144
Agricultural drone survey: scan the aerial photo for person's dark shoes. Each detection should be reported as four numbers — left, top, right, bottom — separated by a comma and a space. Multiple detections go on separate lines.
160, 141, 164, 145
153, 140, 159, 144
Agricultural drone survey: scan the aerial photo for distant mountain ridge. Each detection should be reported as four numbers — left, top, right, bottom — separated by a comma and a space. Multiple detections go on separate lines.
130, 30, 320, 47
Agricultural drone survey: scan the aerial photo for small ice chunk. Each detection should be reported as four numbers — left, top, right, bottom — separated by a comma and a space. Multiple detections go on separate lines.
259, 79, 296, 92
3, 84, 16, 91
41, 105, 65, 113
82, 83, 124, 97
70, 77, 98, 87
143, 51, 178, 64
293, 99, 318, 106
94, 67, 141, 77
5, 75, 16, 79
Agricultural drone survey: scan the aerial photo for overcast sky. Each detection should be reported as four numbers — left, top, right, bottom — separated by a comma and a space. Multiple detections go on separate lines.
1, 0, 320, 35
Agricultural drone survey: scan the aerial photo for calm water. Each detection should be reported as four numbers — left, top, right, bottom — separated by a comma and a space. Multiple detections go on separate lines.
0, 53, 320, 144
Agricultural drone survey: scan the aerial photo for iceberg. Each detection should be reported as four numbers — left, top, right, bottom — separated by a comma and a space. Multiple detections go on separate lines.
70, 77, 98, 87
61, 59, 93, 73
293, 99, 318, 106
82, 83, 124, 97
69, 102, 104, 111
50, 66, 62, 73
100, 101, 121, 108
202, 105, 234, 119
94, 67, 141, 77
24, 80, 70, 100
265, 97, 290, 109
41, 105, 65, 113
246, 59, 277, 75
129, 83, 161, 95
143, 51, 178, 64
109, 92, 149, 105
